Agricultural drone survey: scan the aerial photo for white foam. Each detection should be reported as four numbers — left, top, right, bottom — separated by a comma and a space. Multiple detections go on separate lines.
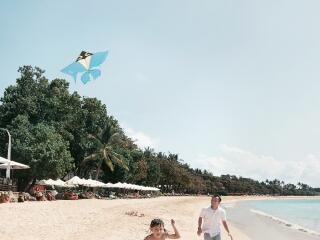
250, 209, 320, 237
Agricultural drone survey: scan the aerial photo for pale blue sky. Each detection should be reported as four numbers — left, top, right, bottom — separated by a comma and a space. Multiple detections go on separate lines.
1, 1, 320, 186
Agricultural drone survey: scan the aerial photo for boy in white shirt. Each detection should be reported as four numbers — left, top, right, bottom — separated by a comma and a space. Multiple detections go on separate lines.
197, 195, 232, 240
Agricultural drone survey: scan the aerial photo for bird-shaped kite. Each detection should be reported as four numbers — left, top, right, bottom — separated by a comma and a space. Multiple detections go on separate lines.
61, 51, 108, 84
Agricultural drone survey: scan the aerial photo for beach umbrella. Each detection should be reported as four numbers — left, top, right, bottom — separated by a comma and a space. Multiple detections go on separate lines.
132, 184, 143, 190
35, 179, 68, 195
103, 182, 115, 188
84, 179, 104, 188
45, 179, 56, 185
36, 179, 47, 185
0, 161, 30, 169
112, 182, 126, 189
0, 156, 10, 164
122, 183, 133, 189
54, 179, 66, 187
36, 179, 56, 186
65, 176, 83, 186
0, 160, 30, 179
93, 180, 108, 188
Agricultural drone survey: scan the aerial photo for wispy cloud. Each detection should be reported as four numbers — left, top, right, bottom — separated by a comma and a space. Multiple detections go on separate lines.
194, 145, 320, 187
121, 123, 158, 149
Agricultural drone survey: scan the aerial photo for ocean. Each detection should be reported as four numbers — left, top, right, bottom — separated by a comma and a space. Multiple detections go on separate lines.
243, 198, 320, 236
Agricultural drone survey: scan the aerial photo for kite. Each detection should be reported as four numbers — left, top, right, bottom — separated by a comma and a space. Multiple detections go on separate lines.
61, 51, 108, 84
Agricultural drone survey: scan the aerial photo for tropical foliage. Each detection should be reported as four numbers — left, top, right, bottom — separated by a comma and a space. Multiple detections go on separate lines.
0, 66, 319, 195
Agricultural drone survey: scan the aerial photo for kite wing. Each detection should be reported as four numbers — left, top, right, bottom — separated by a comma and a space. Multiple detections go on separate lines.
81, 71, 91, 84
79, 69, 101, 84
90, 69, 101, 79
61, 61, 87, 81
89, 51, 108, 69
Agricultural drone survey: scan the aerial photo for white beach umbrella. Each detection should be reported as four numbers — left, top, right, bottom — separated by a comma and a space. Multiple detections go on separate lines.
65, 176, 83, 186
54, 179, 66, 187
124, 183, 137, 190
85, 179, 102, 187
0, 161, 30, 169
45, 179, 56, 185
112, 182, 126, 188
36, 179, 47, 185
132, 184, 143, 190
93, 180, 107, 188
0, 156, 10, 164
36, 179, 56, 186
122, 183, 132, 189
103, 182, 115, 188
129, 184, 139, 190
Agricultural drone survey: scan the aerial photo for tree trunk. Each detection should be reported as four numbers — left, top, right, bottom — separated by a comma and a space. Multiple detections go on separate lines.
95, 164, 101, 180
24, 178, 35, 192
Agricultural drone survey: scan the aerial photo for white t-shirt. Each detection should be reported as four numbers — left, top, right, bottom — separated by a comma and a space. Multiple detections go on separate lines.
199, 206, 226, 237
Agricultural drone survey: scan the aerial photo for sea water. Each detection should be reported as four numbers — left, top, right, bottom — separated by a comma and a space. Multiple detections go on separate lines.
247, 199, 320, 235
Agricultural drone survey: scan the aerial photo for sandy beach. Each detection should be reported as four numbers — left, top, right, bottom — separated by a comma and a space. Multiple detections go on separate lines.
0, 196, 318, 240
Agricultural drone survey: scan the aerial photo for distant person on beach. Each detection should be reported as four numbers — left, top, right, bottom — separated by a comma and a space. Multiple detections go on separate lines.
144, 218, 180, 240
197, 195, 232, 240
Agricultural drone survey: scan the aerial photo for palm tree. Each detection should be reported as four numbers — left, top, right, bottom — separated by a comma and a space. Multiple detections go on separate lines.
81, 123, 129, 180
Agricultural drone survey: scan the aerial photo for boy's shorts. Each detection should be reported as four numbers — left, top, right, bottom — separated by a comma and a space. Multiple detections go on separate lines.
204, 233, 221, 240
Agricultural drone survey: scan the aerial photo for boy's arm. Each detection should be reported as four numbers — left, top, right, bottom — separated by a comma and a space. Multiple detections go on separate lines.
222, 220, 232, 239
197, 217, 202, 235
167, 220, 180, 239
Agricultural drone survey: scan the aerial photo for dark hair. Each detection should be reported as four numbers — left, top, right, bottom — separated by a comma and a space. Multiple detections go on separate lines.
212, 194, 222, 202
150, 218, 164, 228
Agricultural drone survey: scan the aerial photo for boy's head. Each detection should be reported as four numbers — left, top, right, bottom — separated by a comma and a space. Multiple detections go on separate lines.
150, 218, 165, 238
211, 194, 221, 209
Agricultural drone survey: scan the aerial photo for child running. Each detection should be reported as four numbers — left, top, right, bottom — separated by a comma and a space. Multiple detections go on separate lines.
144, 218, 181, 240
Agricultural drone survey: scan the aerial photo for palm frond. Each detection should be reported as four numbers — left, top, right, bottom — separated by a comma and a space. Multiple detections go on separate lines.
111, 154, 129, 171
81, 153, 98, 165
100, 125, 113, 143
103, 148, 108, 159
105, 157, 114, 171
109, 132, 121, 145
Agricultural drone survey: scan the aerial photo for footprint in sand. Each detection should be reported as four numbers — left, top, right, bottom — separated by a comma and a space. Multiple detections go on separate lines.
125, 211, 145, 217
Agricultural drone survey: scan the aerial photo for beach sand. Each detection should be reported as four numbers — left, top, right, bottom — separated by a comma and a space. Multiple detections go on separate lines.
0, 196, 317, 240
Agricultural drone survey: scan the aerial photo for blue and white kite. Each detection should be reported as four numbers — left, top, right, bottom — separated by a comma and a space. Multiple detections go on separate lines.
61, 51, 108, 84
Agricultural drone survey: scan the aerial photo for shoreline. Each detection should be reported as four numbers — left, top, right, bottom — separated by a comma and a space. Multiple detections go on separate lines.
0, 196, 319, 240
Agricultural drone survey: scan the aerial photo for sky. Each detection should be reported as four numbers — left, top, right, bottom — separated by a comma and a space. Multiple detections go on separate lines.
1, 1, 320, 187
